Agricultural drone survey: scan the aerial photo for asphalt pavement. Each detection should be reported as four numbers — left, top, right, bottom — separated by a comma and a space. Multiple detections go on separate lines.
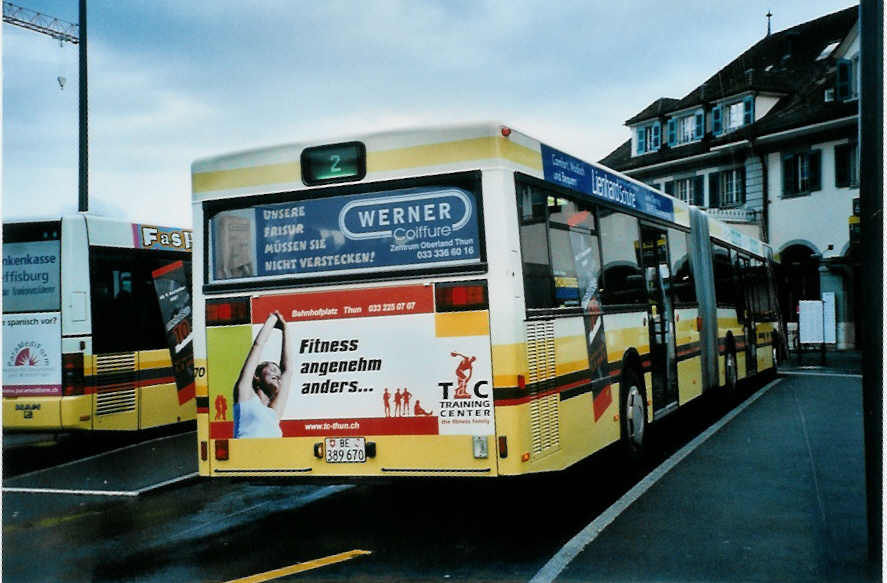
540, 351, 876, 582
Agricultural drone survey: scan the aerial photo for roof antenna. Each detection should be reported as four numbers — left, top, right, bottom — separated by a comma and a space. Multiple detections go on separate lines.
766, 10, 772, 37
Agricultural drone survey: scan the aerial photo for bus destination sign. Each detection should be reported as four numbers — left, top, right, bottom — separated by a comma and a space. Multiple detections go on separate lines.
301, 142, 366, 186
540, 143, 674, 222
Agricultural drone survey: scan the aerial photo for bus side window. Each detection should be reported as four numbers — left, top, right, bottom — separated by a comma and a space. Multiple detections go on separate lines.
519, 183, 553, 309
712, 244, 736, 308
668, 229, 696, 304
90, 248, 188, 353
599, 209, 645, 306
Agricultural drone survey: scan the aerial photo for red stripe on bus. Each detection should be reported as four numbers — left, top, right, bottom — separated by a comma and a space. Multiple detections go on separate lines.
177, 382, 195, 405
210, 421, 234, 439
151, 259, 184, 278
281, 416, 439, 437
593, 385, 613, 421
252, 284, 434, 323
494, 383, 573, 407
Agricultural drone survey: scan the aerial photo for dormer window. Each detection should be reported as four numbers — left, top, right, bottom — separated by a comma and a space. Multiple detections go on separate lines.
666, 109, 704, 147
713, 95, 754, 136
837, 55, 859, 101
635, 122, 661, 155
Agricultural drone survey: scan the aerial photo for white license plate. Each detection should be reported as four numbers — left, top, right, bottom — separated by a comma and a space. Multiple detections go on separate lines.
325, 437, 366, 463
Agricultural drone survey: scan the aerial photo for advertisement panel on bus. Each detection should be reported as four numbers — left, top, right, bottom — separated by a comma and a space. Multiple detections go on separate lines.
209, 185, 481, 283
210, 284, 493, 441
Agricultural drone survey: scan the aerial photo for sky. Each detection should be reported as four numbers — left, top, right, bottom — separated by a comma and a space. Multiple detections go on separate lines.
3, 0, 859, 227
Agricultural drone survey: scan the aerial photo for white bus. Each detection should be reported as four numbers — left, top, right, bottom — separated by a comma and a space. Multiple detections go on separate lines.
2, 215, 195, 432
191, 123, 779, 478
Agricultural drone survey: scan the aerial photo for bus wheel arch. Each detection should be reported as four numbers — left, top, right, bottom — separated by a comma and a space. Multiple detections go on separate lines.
618, 352, 647, 460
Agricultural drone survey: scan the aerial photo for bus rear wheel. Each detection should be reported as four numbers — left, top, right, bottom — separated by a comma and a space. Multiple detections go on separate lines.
619, 369, 647, 461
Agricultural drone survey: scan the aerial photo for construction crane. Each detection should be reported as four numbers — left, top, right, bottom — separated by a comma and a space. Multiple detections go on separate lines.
3, 0, 89, 212
2, 1, 79, 43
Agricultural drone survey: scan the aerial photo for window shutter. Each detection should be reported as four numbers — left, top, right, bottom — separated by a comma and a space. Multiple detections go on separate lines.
738, 168, 747, 204
836, 59, 851, 100
783, 154, 796, 195
693, 175, 705, 206
637, 128, 646, 154
835, 143, 849, 187
694, 111, 704, 139
712, 106, 722, 135
708, 173, 720, 207
667, 119, 676, 146
743, 96, 754, 126
809, 150, 822, 191
651, 123, 661, 150
664, 180, 675, 195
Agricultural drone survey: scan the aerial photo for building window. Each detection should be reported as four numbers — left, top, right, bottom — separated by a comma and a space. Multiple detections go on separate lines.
713, 96, 754, 136
835, 142, 859, 188
782, 150, 822, 197
667, 110, 704, 146
837, 56, 860, 101
635, 122, 661, 155
709, 167, 746, 207
666, 176, 704, 205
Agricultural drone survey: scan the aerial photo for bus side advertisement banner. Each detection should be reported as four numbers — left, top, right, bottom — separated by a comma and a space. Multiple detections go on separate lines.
540, 143, 674, 222
2, 312, 62, 396
211, 186, 481, 282
2, 240, 61, 313
151, 261, 195, 404
214, 285, 494, 438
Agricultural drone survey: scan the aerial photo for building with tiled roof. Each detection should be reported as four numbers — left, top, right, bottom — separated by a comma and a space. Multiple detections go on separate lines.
600, 5, 860, 349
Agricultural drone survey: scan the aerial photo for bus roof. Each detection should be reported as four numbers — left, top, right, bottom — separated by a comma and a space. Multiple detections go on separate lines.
3, 214, 192, 253
190, 121, 699, 230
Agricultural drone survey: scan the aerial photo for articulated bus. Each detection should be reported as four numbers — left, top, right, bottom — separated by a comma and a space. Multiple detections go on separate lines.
2, 215, 195, 432
191, 122, 780, 478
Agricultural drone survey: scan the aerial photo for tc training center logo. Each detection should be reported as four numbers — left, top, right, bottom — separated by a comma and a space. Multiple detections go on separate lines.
7, 341, 50, 368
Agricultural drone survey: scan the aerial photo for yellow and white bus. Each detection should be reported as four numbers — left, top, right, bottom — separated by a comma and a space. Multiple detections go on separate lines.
2, 215, 195, 432
191, 122, 780, 478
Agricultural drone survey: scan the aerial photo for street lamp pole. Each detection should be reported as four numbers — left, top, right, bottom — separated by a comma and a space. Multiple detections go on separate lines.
78, 0, 87, 212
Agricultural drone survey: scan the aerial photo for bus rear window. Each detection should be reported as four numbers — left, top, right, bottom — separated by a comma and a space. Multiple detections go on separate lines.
2, 221, 61, 313
208, 182, 483, 285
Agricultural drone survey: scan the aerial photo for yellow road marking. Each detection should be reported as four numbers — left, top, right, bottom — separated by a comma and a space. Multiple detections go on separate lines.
225, 549, 372, 583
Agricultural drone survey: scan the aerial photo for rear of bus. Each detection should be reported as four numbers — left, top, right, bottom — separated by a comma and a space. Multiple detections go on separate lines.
2, 220, 71, 429
193, 137, 502, 478
3, 215, 196, 432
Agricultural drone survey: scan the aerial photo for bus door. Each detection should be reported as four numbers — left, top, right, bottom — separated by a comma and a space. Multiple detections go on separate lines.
640, 225, 678, 416
737, 255, 757, 376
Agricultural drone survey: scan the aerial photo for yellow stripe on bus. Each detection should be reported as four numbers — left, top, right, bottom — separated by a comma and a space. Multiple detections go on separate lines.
192, 137, 541, 194
192, 161, 302, 194
368, 136, 541, 172
434, 311, 490, 337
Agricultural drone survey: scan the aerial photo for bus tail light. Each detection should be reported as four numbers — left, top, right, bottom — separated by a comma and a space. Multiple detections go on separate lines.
62, 353, 85, 396
498, 436, 508, 458
200, 441, 208, 461
215, 439, 229, 461
435, 281, 488, 312
696, 316, 703, 331
206, 297, 250, 326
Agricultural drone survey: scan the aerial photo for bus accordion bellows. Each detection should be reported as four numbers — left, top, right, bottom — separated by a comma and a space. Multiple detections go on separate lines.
191, 122, 780, 478
2, 215, 195, 432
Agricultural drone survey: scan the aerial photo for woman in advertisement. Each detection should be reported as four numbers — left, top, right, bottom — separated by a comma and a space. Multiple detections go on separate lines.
233, 310, 293, 438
